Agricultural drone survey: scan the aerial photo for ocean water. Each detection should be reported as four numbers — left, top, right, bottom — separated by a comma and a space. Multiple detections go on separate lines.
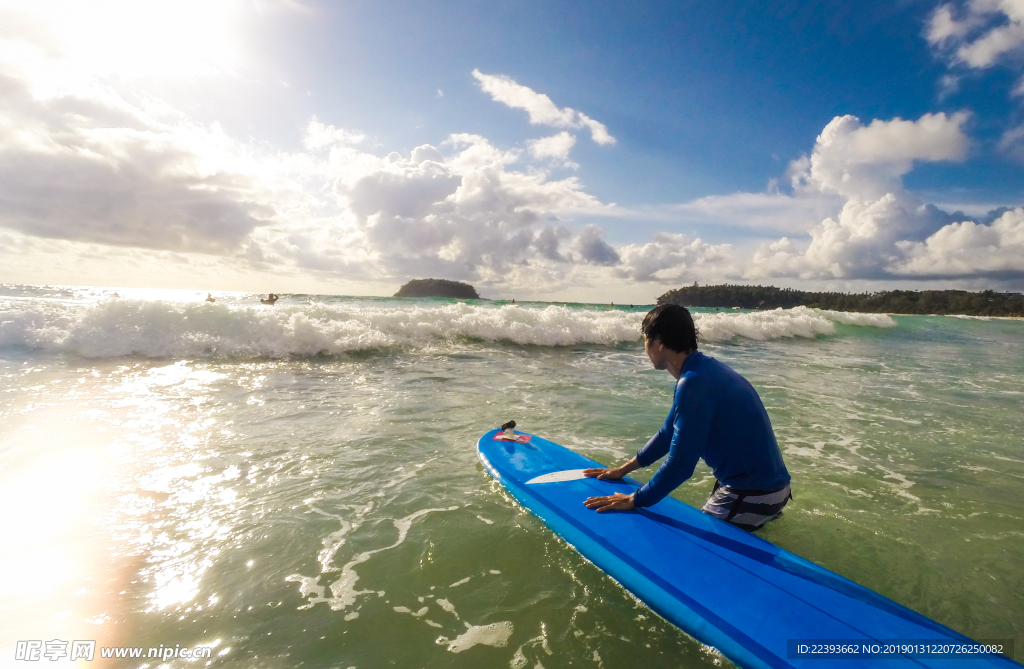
0, 285, 1021, 668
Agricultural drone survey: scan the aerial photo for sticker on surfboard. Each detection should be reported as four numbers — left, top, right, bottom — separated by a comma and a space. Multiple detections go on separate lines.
525, 469, 588, 484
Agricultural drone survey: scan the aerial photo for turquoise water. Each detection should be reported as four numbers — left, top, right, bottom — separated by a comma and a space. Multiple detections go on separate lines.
0, 286, 1021, 667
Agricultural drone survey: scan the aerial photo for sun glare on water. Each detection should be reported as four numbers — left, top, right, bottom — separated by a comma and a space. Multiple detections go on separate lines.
0, 359, 239, 651
0, 405, 113, 649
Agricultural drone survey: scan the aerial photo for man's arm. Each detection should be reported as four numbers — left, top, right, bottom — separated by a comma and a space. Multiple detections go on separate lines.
636, 416, 672, 467
631, 374, 715, 508
582, 375, 714, 513
581, 389, 678, 512
582, 410, 673, 481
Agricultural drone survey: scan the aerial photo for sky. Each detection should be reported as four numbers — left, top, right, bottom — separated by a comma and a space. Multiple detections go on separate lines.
1, 0, 1023, 302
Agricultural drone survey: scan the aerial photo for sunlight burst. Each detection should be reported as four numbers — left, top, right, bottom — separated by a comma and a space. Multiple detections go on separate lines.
1, 0, 245, 78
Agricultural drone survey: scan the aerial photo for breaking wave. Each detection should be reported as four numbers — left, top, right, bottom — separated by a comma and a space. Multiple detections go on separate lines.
0, 296, 895, 359
695, 306, 895, 342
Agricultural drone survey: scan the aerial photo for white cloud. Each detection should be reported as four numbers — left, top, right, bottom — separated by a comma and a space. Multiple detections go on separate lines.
571, 225, 620, 266
0, 56, 751, 297
576, 112, 615, 146
617, 233, 734, 282
0, 62, 301, 252
894, 208, 1024, 276
998, 122, 1024, 160
958, 22, 1024, 68
937, 73, 962, 99
0, 225, 381, 295
658, 111, 1024, 286
757, 195, 922, 279
531, 225, 570, 262
745, 113, 981, 281
527, 131, 577, 164
793, 113, 970, 200
0, 35, 635, 296
303, 118, 365, 150
3, 10, 1020, 299
472, 69, 616, 145
334, 133, 613, 282
657, 191, 836, 234
927, 1, 1024, 73
926, 4, 979, 43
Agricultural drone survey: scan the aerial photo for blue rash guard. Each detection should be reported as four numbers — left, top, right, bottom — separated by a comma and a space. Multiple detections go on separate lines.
631, 351, 790, 508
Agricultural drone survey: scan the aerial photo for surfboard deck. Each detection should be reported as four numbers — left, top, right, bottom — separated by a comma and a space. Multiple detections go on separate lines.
477, 429, 1019, 669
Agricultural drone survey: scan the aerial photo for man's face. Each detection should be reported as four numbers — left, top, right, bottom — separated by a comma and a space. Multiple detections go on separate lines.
644, 336, 668, 370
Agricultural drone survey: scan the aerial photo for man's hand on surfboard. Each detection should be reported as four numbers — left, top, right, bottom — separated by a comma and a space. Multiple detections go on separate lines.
583, 466, 626, 480
584, 457, 640, 481
584, 492, 636, 513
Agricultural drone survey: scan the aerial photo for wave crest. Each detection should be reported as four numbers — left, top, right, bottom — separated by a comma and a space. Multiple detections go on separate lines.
0, 298, 895, 359
695, 306, 895, 342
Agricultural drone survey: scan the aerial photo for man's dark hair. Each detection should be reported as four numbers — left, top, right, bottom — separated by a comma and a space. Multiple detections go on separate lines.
641, 304, 700, 353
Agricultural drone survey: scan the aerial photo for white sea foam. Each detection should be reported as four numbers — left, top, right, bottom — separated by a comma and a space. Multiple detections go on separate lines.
693, 306, 894, 342
815, 309, 896, 327
439, 621, 514, 653
436, 598, 458, 617
0, 296, 896, 359
286, 506, 458, 612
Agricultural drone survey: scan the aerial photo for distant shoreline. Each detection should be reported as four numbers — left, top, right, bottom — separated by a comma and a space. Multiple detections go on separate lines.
657, 284, 1024, 318
3, 282, 1022, 318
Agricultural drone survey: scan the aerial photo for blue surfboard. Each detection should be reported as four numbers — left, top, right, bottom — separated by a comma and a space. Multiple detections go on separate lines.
477, 429, 1019, 669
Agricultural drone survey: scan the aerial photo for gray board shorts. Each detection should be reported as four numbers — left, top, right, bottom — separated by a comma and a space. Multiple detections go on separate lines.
702, 481, 792, 531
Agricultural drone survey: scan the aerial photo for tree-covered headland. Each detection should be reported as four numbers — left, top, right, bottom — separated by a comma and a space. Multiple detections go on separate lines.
394, 279, 481, 299
657, 284, 1024, 317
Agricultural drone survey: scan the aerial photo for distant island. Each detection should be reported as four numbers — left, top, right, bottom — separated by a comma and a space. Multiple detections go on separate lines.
394, 278, 481, 299
657, 284, 1024, 317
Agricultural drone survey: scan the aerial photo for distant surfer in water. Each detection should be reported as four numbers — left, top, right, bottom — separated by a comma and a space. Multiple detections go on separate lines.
260, 293, 278, 305
206, 293, 216, 303
583, 304, 792, 531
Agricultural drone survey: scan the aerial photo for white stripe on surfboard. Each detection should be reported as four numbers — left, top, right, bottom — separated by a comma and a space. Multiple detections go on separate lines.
525, 469, 590, 484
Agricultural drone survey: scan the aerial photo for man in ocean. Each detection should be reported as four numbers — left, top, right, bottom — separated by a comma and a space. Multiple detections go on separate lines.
583, 304, 792, 531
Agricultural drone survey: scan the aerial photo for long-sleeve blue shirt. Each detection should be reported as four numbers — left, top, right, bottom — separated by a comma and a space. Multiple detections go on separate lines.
631, 351, 790, 508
